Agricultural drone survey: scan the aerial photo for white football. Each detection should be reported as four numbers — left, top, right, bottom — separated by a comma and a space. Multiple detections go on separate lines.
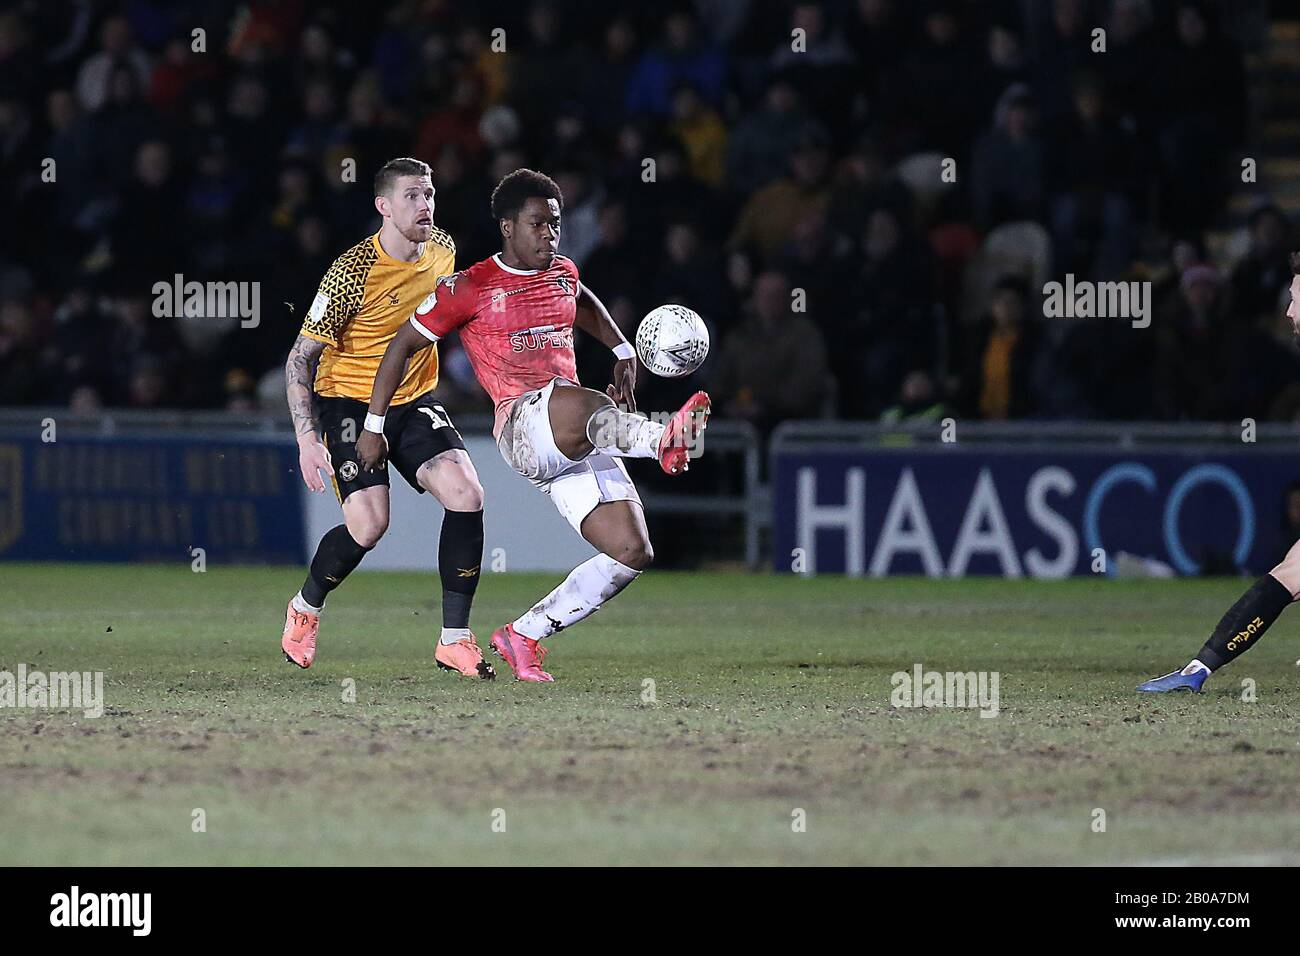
635, 304, 710, 378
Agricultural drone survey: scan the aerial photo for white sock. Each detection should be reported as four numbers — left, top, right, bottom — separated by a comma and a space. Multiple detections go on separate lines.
512, 553, 641, 639
440, 627, 473, 645
585, 407, 664, 459
292, 591, 322, 615
1181, 659, 1211, 676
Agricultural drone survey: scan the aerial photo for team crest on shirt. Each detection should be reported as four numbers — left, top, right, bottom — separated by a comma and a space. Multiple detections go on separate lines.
438, 272, 461, 296
416, 272, 460, 314
554, 275, 573, 296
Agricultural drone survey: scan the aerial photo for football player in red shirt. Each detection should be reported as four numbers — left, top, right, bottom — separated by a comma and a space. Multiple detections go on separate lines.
357, 169, 709, 681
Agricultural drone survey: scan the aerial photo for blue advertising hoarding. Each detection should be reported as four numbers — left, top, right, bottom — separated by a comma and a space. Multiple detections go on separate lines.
0, 432, 305, 564
772, 447, 1299, 577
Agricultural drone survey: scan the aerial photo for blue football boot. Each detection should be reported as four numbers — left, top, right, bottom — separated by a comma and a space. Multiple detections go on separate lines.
1137, 668, 1209, 693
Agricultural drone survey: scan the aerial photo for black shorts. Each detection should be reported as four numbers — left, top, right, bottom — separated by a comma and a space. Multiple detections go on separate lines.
317, 391, 466, 502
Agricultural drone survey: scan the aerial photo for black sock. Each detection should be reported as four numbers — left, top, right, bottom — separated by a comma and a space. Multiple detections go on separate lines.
439, 509, 484, 629
1196, 573, 1293, 670
300, 524, 371, 608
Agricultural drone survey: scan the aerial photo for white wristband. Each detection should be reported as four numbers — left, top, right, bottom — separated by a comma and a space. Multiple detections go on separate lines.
612, 342, 636, 361
363, 413, 386, 434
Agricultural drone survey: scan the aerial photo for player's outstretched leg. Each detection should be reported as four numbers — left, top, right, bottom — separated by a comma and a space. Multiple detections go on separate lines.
653, 391, 710, 475
491, 499, 651, 682
1138, 544, 1300, 692
416, 449, 494, 679
282, 488, 385, 667
549, 384, 710, 476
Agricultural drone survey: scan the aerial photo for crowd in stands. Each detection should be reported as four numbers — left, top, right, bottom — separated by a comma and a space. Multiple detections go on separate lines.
1, 0, 1295, 432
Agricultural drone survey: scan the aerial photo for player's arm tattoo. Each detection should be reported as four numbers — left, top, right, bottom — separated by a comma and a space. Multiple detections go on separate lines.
285, 334, 327, 441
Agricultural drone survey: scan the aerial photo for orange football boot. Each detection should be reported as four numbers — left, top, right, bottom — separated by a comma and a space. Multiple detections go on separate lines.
435, 636, 496, 679
281, 601, 319, 668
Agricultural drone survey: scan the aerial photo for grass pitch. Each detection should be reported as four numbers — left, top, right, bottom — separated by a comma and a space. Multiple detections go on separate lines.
3, 564, 1300, 866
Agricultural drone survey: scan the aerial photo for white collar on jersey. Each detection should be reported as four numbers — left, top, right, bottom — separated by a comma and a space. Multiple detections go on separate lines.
492, 253, 542, 275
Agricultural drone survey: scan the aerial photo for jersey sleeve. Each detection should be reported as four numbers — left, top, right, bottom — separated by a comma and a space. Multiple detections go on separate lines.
409, 270, 474, 342
300, 254, 367, 345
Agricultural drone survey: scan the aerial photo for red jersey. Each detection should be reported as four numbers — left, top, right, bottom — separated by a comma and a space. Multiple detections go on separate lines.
409, 253, 582, 437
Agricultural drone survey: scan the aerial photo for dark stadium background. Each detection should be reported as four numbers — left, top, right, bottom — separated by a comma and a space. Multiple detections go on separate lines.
1, 0, 1299, 569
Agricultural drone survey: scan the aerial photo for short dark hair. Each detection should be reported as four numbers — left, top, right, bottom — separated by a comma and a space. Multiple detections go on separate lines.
374, 157, 430, 198
490, 168, 564, 221
1291, 250, 1300, 275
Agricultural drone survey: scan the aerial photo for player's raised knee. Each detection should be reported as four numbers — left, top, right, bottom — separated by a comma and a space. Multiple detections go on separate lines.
611, 539, 653, 571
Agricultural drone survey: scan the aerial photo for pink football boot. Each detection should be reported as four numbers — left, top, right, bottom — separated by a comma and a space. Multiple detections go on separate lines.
658, 391, 710, 475
490, 623, 554, 682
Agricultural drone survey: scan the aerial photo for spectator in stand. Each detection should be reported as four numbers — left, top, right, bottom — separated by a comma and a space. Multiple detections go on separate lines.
579, 18, 640, 131
76, 15, 151, 113
0, 297, 59, 405
1153, 265, 1234, 421
774, 208, 853, 332
961, 276, 1041, 420
840, 206, 938, 418
509, 2, 587, 123
880, 370, 949, 425
845, 0, 907, 105
1097, 0, 1159, 142
892, 1, 982, 161
1155, 2, 1247, 232
625, 9, 726, 117
582, 199, 645, 309
974, 19, 1031, 128
89, 62, 164, 194
971, 84, 1047, 231
1045, 72, 1139, 280
826, 136, 914, 241
654, 221, 728, 320
1026, 0, 1093, 123
724, 77, 819, 197
712, 270, 830, 435
1232, 206, 1296, 322
107, 140, 183, 291
768, 2, 857, 137
670, 83, 727, 187
729, 127, 833, 261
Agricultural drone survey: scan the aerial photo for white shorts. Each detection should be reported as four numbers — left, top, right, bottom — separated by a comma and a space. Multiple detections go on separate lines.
497, 377, 643, 533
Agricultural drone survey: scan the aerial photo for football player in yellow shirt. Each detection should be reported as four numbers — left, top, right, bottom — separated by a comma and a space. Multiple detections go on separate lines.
280, 157, 493, 678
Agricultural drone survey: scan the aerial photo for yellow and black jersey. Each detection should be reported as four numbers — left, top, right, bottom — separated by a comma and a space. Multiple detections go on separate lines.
300, 228, 455, 404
